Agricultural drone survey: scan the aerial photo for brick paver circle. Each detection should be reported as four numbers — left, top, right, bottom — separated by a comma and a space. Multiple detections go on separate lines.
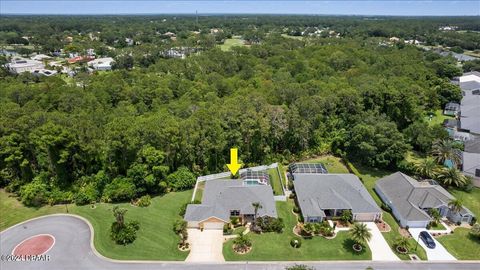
12, 234, 55, 256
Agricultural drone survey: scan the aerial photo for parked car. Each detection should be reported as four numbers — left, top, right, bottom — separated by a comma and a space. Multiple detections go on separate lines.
419, 231, 436, 249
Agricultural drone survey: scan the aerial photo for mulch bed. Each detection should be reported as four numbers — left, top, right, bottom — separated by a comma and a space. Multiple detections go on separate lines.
398, 228, 411, 238
375, 219, 391, 232
233, 244, 252, 254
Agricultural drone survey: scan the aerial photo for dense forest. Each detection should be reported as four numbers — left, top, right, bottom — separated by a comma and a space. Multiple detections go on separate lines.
0, 16, 470, 207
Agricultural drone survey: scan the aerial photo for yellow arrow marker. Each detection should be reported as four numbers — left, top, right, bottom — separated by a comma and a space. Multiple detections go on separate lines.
227, 148, 242, 175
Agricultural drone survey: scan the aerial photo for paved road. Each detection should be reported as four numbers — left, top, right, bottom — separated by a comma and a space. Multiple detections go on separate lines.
409, 228, 456, 261
364, 222, 400, 261
1, 215, 479, 270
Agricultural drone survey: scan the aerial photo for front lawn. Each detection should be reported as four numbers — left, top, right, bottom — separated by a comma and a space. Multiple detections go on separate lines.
429, 222, 446, 230
436, 228, 480, 260
223, 200, 371, 261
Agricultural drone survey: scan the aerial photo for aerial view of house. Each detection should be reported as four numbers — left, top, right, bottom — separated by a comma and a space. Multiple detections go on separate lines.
375, 172, 475, 228
184, 173, 277, 229
293, 171, 382, 222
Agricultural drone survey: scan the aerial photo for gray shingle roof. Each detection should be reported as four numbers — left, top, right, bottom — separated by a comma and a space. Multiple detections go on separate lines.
293, 174, 381, 218
462, 152, 480, 178
375, 172, 473, 222
460, 81, 480, 92
465, 138, 480, 154
184, 179, 277, 222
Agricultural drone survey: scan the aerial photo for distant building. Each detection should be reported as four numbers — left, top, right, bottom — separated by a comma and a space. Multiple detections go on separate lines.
125, 38, 134, 46
87, 57, 114, 71
31, 69, 58, 77
31, 54, 51, 61
68, 56, 95, 64
6, 58, 45, 74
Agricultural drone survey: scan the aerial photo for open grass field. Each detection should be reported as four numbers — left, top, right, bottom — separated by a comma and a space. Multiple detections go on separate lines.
223, 200, 371, 260
303, 155, 349, 174
436, 228, 480, 260
268, 167, 284, 195
219, 37, 245, 51
0, 189, 192, 260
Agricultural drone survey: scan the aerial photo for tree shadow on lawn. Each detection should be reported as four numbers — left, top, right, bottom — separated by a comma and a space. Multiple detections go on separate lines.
342, 238, 368, 256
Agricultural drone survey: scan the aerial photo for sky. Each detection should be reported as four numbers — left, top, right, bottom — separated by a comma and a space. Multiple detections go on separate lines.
1, 0, 479, 16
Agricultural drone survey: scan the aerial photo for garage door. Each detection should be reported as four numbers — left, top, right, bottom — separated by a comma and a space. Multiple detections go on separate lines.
354, 213, 377, 221
203, 222, 224, 230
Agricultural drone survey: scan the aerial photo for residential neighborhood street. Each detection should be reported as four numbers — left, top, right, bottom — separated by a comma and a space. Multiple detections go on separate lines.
2, 215, 479, 270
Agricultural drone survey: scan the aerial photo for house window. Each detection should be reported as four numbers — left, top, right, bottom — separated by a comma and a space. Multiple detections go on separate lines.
230, 210, 240, 216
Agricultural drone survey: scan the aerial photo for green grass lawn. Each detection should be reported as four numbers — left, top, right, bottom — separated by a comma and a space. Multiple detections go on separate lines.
436, 228, 480, 260
0, 189, 191, 260
303, 155, 349, 174
268, 167, 284, 195
429, 222, 446, 230
219, 38, 245, 51
223, 200, 371, 261
449, 187, 480, 218
426, 109, 452, 127
194, 181, 205, 202
0, 190, 69, 231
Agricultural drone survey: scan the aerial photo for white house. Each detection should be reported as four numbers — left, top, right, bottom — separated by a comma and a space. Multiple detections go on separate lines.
7, 58, 45, 74
87, 57, 114, 71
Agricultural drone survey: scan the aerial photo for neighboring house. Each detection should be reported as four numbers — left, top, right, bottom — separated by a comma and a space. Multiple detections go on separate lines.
462, 139, 480, 187
68, 55, 95, 64
375, 172, 475, 228
293, 173, 381, 223
459, 71, 480, 83
184, 179, 277, 229
439, 51, 477, 62
460, 81, 480, 96
163, 49, 186, 59
289, 163, 328, 174
6, 58, 45, 73
459, 95, 480, 135
87, 57, 114, 71
443, 102, 460, 116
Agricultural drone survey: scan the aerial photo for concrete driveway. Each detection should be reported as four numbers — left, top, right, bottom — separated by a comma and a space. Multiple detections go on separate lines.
364, 222, 400, 261
409, 228, 456, 261
186, 228, 224, 262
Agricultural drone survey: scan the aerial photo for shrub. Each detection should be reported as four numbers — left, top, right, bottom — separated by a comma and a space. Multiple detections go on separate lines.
110, 221, 140, 245
223, 224, 233, 235
102, 177, 136, 202
19, 180, 48, 207
290, 237, 302, 248
470, 224, 480, 239
173, 219, 187, 235
231, 216, 240, 226
285, 264, 313, 270
74, 182, 99, 205
233, 233, 252, 252
256, 216, 285, 233
381, 203, 392, 212
137, 194, 151, 207
341, 210, 353, 224
166, 167, 196, 191
470, 217, 477, 226
293, 205, 300, 213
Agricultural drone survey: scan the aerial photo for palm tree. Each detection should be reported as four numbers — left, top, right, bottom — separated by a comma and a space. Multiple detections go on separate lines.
431, 139, 461, 166
349, 223, 372, 250
252, 202, 263, 225
112, 206, 127, 226
429, 208, 441, 226
415, 157, 438, 179
437, 167, 467, 187
448, 199, 463, 215
394, 236, 411, 253
233, 232, 252, 252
